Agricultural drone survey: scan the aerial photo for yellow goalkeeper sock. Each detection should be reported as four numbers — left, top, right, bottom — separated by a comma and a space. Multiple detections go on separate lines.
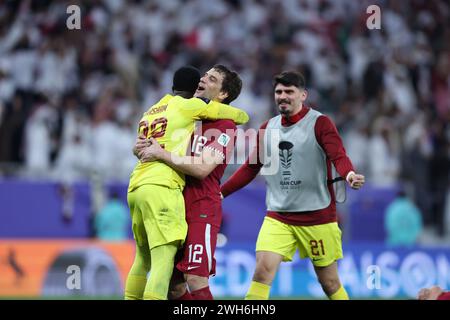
143, 242, 179, 300
245, 281, 271, 300
124, 242, 151, 300
143, 292, 166, 300
124, 275, 147, 300
329, 285, 349, 300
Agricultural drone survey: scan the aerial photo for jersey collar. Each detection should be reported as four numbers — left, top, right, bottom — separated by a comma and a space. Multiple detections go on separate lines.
281, 105, 310, 127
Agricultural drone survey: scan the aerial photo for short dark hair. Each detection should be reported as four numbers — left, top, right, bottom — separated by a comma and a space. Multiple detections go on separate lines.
273, 71, 306, 90
213, 64, 242, 104
172, 66, 201, 95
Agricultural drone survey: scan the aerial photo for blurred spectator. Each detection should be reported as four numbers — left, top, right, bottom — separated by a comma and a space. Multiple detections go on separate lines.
94, 191, 129, 241
53, 133, 91, 182
429, 120, 450, 237
24, 95, 59, 176
343, 122, 370, 176
402, 111, 433, 225
0, 92, 27, 167
368, 117, 401, 187
385, 190, 423, 247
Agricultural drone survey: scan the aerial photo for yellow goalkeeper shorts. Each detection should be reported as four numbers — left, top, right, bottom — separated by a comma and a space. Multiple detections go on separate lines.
127, 184, 187, 250
255, 216, 343, 267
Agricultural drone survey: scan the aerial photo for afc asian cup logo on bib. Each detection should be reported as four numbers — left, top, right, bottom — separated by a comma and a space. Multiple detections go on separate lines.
279, 141, 294, 172
278, 141, 301, 191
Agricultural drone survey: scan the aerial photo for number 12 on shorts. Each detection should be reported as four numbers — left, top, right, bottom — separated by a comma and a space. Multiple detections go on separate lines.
188, 244, 203, 264
310, 239, 325, 256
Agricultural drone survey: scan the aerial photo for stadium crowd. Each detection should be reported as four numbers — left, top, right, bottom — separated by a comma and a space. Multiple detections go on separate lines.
0, 0, 448, 237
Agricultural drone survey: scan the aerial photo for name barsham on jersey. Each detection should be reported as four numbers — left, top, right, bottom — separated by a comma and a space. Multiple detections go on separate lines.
145, 104, 168, 115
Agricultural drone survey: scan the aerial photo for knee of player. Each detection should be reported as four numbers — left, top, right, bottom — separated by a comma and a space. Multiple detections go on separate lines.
253, 263, 276, 283
186, 274, 209, 292
168, 282, 188, 300
319, 278, 341, 295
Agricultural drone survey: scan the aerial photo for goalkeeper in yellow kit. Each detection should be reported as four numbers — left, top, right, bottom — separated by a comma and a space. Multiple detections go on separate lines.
125, 66, 249, 300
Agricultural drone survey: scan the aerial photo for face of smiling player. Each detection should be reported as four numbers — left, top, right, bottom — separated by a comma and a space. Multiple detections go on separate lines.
274, 83, 307, 117
194, 68, 229, 103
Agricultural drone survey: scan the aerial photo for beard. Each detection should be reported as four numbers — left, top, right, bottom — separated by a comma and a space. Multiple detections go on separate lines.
279, 108, 290, 115
278, 101, 291, 115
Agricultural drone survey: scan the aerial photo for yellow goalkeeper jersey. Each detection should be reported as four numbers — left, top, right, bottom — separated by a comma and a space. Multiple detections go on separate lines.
128, 94, 249, 192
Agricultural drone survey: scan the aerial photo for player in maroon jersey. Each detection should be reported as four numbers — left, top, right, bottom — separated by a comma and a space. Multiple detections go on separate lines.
135, 64, 243, 300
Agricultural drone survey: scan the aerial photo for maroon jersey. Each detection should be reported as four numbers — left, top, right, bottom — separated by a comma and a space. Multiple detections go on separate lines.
438, 292, 450, 300
183, 119, 237, 228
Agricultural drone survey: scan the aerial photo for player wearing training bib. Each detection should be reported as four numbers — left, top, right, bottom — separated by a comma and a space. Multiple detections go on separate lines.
221, 71, 365, 300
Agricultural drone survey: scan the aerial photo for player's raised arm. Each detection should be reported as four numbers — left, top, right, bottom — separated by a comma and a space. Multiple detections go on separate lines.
180, 96, 249, 125
314, 115, 365, 190
220, 121, 267, 197
197, 99, 249, 125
